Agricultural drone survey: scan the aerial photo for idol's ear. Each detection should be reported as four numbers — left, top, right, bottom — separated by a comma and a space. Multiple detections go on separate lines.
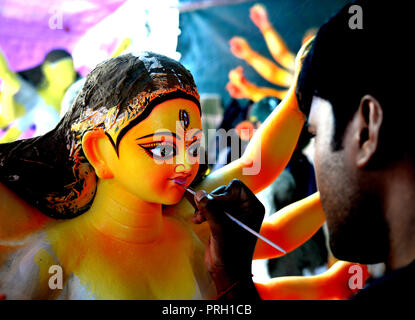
82, 130, 115, 179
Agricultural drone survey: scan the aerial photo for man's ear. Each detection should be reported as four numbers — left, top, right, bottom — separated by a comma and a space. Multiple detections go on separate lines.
355, 95, 384, 168
82, 130, 115, 179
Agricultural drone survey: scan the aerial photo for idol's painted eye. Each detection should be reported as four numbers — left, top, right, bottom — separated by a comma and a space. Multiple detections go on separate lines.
138, 141, 176, 160
188, 142, 201, 158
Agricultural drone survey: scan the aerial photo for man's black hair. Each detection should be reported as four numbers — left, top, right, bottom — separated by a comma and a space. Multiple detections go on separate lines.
297, 0, 410, 159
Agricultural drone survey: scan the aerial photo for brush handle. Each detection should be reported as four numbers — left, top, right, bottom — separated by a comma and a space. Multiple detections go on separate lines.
223, 212, 286, 253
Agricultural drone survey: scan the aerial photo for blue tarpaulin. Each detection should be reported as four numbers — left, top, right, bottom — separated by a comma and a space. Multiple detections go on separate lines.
178, 0, 350, 107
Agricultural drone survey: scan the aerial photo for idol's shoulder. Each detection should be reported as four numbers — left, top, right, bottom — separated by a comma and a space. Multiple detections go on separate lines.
0, 231, 60, 299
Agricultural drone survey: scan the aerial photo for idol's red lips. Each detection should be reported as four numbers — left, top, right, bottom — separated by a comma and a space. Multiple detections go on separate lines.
170, 175, 191, 185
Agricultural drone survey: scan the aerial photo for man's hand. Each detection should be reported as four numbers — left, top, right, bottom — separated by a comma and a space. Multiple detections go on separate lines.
193, 179, 265, 299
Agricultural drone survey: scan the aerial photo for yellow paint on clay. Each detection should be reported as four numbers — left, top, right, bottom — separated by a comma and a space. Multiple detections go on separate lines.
33, 248, 60, 299
44, 214, 199, 299
38, 99, 206, 299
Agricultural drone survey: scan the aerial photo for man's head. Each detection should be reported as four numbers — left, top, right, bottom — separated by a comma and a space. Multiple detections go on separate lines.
296, 0, 411, 264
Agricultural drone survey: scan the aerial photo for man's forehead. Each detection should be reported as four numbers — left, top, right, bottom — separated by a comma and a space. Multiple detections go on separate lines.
309, 96, 332, 125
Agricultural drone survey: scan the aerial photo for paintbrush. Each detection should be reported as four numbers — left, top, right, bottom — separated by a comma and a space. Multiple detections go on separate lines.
175, 182, 286, 254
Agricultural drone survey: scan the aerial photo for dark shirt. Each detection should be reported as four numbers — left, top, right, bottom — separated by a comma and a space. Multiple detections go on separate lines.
353, 260, 415, 301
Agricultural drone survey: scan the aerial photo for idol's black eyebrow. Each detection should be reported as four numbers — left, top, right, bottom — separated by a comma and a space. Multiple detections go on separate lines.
136, 132, 181, 140
188, 139, 200, 146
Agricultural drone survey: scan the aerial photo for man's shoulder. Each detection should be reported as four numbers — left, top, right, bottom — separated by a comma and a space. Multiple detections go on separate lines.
353, 260, 415, 301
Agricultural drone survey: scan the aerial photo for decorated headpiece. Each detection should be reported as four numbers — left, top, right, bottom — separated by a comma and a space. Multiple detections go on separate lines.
69, 52, 200, 156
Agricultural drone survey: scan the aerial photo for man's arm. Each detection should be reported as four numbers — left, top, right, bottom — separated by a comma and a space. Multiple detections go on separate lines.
193, 180, 369, 300
193, 179, 264, 300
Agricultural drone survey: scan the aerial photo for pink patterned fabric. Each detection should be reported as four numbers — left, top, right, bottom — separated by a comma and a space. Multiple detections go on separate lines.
0, 0, 126, 72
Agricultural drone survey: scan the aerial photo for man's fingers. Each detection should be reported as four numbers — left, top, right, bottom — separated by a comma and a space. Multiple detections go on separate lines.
193, 180, 264, 235
194, 190, 209, 207
194, 189, 230, 234
194, 179, 263, 217
192, 210, 207, 224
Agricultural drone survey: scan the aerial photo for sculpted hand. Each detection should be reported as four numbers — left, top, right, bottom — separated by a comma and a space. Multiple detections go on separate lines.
225, 82, 245, 99
229, 37, 252, 60
226, 66, 249, 99
250, 4, 272, 31
228, 66, 247, 85
193, 179, 264, 299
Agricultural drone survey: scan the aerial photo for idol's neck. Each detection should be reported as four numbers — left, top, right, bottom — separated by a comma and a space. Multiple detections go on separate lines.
84, 179, 163, 244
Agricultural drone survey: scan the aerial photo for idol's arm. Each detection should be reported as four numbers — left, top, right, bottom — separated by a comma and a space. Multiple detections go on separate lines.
253, 192, 325, 259
226, 66, 287, 102
245, 48, 293, 87
199, 39, 313, 193
189, 41, 316, 252
197, 40, 324, 256
254, 261, 369, 300
198, 79, 305, 194
229, 36, 293, 88
193, 82, 307, 250
249, 4, 296, 71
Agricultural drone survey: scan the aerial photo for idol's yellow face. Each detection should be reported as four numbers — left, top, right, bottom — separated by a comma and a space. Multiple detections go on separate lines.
109, 98, 202, 205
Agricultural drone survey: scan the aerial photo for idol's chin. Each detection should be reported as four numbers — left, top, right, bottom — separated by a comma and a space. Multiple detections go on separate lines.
163, 199, 180, 206
161, 191, 185, 205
